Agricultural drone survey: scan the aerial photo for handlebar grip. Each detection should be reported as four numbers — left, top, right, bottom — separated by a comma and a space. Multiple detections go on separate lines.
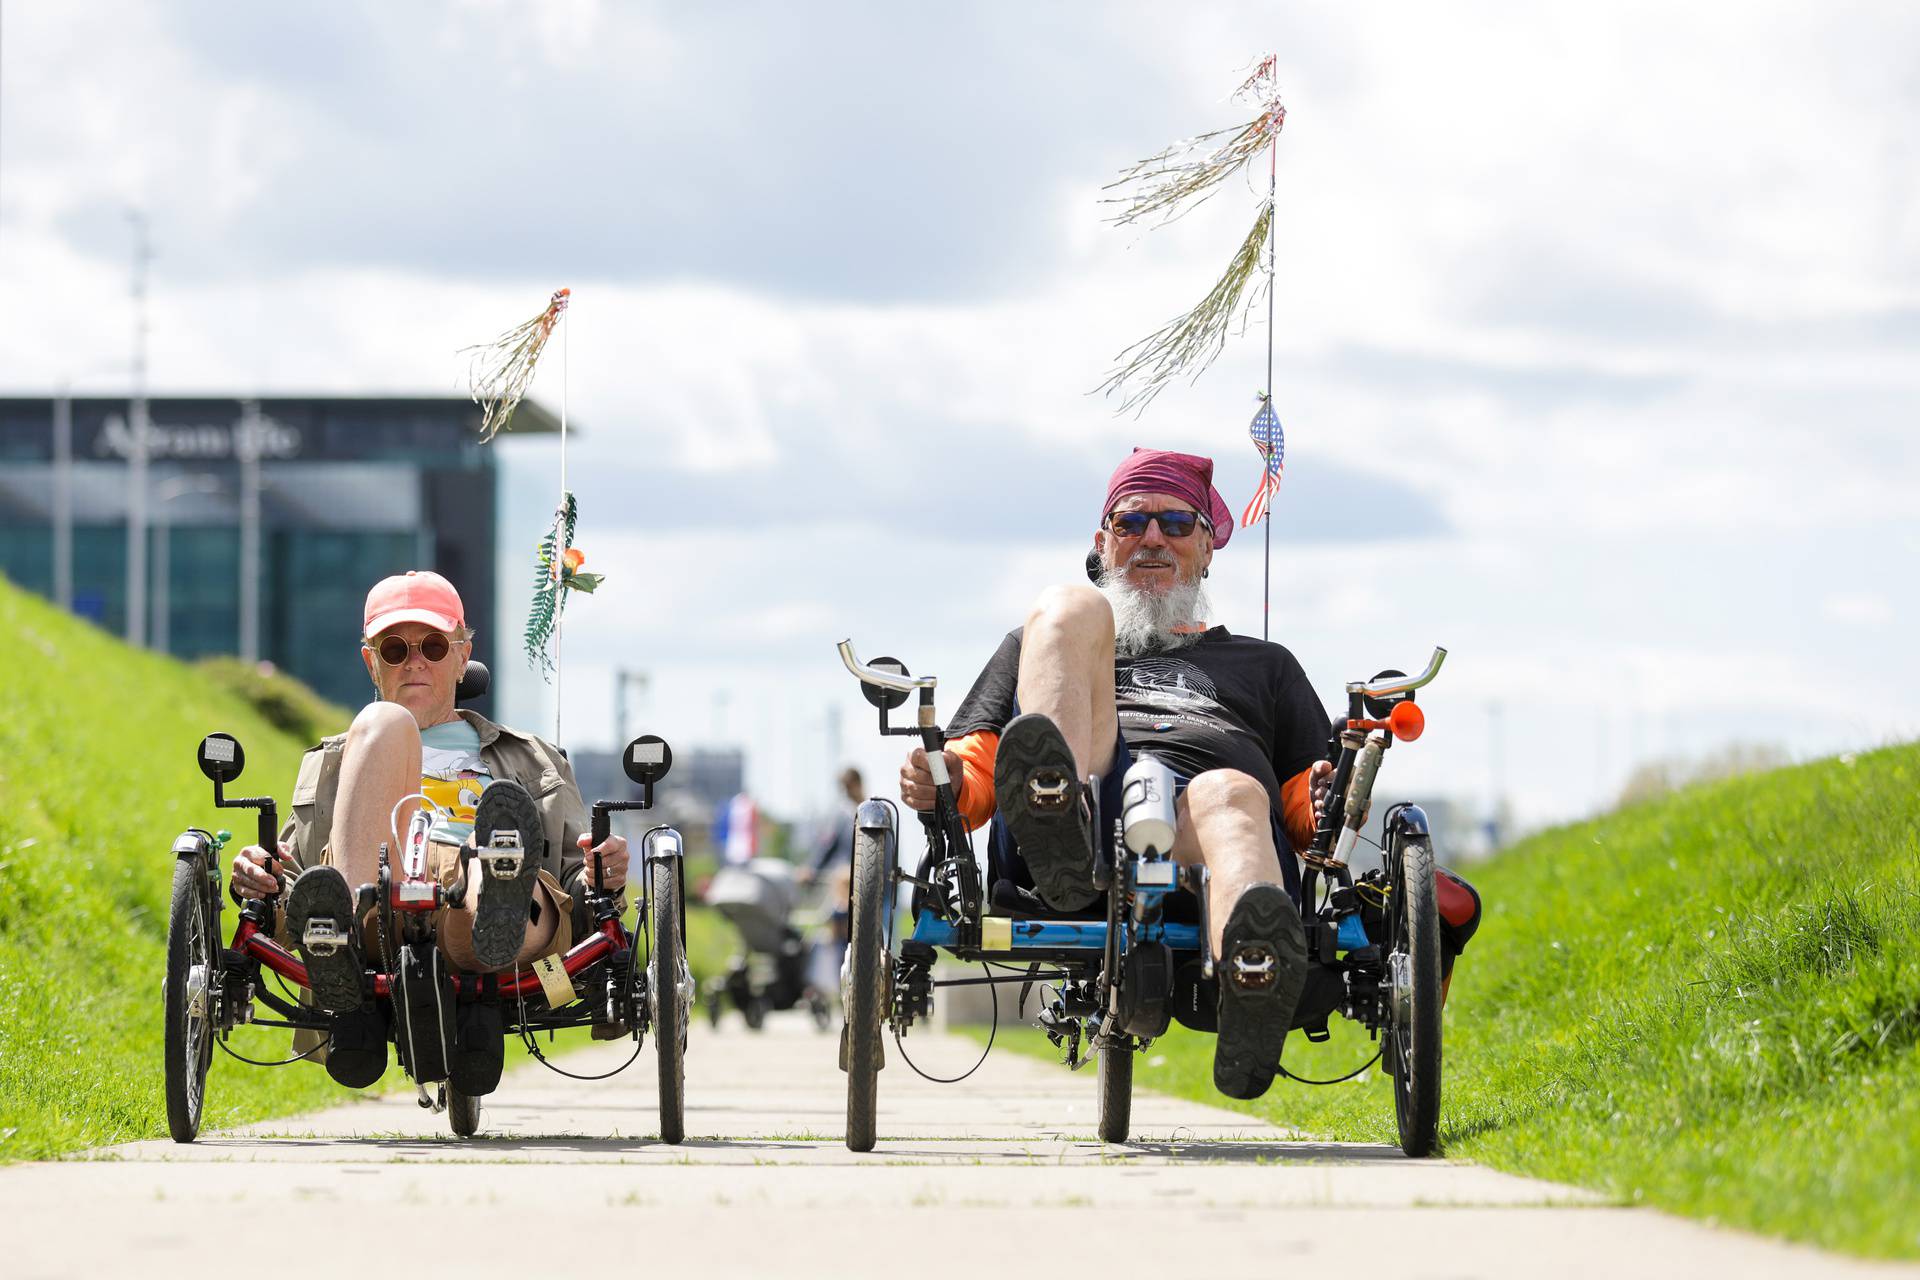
257, 806, 282, 898
591, 803, 610, 851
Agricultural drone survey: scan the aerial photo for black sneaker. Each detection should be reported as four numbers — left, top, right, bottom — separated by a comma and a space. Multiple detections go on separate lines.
1213, 883, 1308, 1100
995, 712, 1098, 912
323, 1005, 388, 1089
447, 1000, 505, 1096
286, 865, 364, 1014
468, 779, 545, 970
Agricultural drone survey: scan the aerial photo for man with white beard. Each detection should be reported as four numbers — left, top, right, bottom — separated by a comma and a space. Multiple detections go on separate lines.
897, 447, 1340, 1100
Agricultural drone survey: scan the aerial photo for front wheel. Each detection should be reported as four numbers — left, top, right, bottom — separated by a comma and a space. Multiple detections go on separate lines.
1386, 834, 1443, 1157
163, 855, 216, 1143
448, 1087, 481, 1137
1097, 1039, 1133, 1144
843, 826, 890, 1152
650, 859, 687, 1145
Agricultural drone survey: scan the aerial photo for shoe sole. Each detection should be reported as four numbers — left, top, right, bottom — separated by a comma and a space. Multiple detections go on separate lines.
995, 713, 1098, 913
286, 867, 364, 1014
469, 780, 544, 970
1213, 883, 1308, 1100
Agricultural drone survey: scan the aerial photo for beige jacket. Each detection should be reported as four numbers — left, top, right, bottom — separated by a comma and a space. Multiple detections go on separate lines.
281, 708, 591, 899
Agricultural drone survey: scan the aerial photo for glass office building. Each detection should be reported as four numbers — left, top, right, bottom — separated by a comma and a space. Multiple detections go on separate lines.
0, 395, 556, 714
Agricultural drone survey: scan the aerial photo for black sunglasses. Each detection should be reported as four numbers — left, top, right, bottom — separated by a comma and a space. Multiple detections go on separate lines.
370, 632, 456, 666
1105, 509, 1211, 539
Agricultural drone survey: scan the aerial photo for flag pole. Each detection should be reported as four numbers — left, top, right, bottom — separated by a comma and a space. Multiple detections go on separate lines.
554, 302, 569, 744
1262, 63, 1278, 643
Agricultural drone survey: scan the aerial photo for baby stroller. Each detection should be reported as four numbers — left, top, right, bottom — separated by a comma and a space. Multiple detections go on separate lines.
704, 858, 832, 1031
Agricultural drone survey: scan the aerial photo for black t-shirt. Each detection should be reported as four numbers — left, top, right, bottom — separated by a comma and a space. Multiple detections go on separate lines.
947, 626, 1332, 817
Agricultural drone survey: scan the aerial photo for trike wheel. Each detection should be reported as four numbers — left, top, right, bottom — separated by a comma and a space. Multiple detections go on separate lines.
163, 854, 216, 1143
650, 858, 687, 1145
1097, 1039, 1133, 1144
742, 992, 768, 1031
843, 826, 889, 1152
448, 1087, 481, 1137
1386, 834, 1443, 1157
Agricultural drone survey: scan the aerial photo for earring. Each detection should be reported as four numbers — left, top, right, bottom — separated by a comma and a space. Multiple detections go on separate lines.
1202, 568, 1210, 579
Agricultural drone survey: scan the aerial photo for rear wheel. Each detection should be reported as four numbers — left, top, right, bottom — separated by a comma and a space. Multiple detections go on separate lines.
1097, 1039, 1133, 1144
163, 855, 215, 1143
742, 992, 768, 1031
843, 827, 890, 1152
1386, 834, 1443, 1157
650, 859, 687, 1145
447, 1087, 481, 1137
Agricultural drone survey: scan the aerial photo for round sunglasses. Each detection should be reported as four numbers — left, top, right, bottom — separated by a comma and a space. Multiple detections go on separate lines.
1104, 509, 1211, 539
368, 631, 458, 666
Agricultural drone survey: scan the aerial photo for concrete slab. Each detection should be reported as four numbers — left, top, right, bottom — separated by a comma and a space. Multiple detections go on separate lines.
4, 1014, 1911, 1279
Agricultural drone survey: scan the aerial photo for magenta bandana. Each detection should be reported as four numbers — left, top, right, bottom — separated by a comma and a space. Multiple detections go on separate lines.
1102, 447, 1234, 549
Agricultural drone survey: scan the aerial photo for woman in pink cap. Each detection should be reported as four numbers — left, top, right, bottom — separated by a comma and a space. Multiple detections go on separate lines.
229, 569, 630, 1091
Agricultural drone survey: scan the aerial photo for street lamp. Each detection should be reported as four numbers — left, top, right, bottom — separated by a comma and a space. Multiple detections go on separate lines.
152, 473, 222, 656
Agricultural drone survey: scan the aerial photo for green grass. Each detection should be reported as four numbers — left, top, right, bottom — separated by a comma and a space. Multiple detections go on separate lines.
989, 742, 1920, 1257
0, 578, 730, 1160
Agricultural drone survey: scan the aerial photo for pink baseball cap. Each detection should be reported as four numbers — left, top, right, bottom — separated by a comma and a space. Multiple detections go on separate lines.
1104, 447, 1234, 549
363, 570, 465, 638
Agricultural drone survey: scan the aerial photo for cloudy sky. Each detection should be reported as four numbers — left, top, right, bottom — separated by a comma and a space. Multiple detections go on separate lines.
2, 1, 1915, 837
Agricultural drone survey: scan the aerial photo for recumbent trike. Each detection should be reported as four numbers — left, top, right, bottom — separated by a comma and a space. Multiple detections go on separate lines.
833, 640, 1450, 1157
160, 663, 695, 1144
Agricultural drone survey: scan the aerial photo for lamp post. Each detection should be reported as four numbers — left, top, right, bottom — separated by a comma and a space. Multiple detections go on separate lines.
151, 473, 222, 656
125, 209, 153, 647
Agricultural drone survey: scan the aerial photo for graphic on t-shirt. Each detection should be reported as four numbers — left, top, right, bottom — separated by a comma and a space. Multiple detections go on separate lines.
419, 733, 492, 845
1119, 657, 1221, 714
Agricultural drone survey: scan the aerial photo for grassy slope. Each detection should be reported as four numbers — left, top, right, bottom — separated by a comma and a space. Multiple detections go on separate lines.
0, 579, 731, 1159
993, 742, 1920, 1257
0, 579, 365, 1158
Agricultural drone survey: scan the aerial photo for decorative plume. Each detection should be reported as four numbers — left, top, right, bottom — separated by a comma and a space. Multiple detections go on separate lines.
462, 287, 570, 443
524, 491, 603, 681
1098, 59, 1285, 416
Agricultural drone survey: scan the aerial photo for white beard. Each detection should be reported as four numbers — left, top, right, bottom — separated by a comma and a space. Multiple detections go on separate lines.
1098, 564, 1211, 658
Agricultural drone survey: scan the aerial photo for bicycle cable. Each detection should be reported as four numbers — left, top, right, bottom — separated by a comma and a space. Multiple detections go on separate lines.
216, 1035, 331, 1068
891, 960, 997, 1084
1276, 1050, 1381, 1086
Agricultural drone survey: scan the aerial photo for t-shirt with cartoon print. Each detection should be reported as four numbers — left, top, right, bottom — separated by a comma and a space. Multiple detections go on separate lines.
419, 718, 493, 846
946, 626, 1331, 818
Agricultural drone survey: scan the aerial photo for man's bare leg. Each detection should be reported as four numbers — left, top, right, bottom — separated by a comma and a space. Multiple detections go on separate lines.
1171, 768, 1286, 954
329, 702, 423, 892
1014, 585, 1120, 780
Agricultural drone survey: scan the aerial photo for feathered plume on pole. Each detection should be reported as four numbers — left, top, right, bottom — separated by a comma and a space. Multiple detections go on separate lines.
1097, 57, 1285, 417
458, 288, 603, 696
463, 287, 570, 443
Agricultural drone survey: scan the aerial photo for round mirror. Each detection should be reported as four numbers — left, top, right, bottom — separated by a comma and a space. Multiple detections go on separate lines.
197, 732, 245, 784
622, 734, 673, 785
860, 656, 913, 711
1361, 669, 1413, 720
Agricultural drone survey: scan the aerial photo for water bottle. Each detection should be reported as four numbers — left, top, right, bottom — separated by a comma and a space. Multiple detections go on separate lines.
1121, 754, 1179, 857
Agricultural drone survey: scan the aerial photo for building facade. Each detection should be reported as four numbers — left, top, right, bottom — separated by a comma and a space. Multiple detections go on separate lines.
0, 395, 556, 714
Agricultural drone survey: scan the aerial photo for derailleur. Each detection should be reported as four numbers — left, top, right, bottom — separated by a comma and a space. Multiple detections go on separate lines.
1036, 979, 1101, 1070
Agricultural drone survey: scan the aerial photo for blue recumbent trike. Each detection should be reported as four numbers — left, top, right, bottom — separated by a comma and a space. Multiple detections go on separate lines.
833, 639, 1450, 1157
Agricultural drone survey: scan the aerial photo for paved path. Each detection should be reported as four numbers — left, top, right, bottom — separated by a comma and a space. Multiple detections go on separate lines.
3, 1015, 1909, 1278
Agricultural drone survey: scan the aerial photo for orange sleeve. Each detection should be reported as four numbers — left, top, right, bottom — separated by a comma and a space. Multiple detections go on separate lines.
946, 730, 1000, 832
1279, 766, 1318, 853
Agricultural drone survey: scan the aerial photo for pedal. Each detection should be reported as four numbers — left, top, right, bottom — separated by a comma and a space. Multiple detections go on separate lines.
1226, 942, 1279, 991
477, 830, 525, 880
1026, 771, 1072, 811
302, 918, 348, 956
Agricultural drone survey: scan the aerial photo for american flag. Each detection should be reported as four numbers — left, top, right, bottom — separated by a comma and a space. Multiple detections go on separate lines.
1240, 398, 1285, 527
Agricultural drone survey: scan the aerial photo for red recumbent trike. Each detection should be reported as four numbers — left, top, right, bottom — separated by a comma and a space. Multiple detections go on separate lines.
160, 685, 692, 1144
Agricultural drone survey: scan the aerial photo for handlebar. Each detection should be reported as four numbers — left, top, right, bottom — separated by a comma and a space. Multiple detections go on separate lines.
837, 640, 937, 693
1347, 647, 1447, 698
